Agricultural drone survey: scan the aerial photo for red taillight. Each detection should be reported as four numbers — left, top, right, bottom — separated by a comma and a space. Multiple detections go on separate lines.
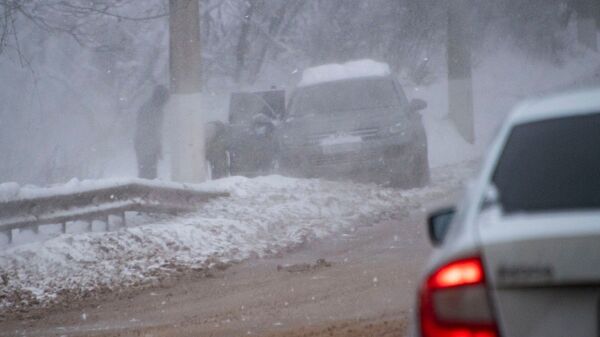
429, 258, 484, 289
419, 256, 498, 337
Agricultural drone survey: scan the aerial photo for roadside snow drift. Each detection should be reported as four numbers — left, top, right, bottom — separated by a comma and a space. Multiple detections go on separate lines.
0, 171, 467, 313
0, 177, 215, 203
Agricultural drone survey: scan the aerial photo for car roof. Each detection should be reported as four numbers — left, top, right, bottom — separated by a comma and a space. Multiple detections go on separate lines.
295, 74, 393, 90
508, 87, 600, 125
298, 59, 391, 87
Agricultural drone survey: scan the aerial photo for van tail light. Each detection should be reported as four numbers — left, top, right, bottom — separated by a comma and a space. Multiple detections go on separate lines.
419, 256, 499, 337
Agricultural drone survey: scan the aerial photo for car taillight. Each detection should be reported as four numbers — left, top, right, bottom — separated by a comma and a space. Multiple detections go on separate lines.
419, 256, 499, 337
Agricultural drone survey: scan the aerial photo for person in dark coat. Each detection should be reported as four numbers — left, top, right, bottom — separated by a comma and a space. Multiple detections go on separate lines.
134, 85, 169, 179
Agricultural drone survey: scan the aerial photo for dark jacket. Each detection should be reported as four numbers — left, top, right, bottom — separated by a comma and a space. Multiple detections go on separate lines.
134, 87, 169, 160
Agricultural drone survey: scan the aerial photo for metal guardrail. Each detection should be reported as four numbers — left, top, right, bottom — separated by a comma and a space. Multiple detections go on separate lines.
0, 182, 229, 244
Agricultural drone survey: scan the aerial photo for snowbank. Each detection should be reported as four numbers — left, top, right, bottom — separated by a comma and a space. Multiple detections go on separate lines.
0, 177, 220, 203
299, 59, 391, 87
0, 182, 20, 203
408, 82, 480, 168
0, 171, 468, 313
0, 176, 391, 310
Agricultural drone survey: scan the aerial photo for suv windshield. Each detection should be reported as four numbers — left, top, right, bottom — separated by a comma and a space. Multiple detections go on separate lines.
493, 113, 600, 214
290, 77, 404, 116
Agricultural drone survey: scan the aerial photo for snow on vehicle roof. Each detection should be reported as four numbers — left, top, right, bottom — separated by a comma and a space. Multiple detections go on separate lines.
298, 59, 391, 87
509, 87, 600, 125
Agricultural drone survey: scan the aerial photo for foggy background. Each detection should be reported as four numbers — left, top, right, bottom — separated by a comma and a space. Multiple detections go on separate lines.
1, 0, 599, 185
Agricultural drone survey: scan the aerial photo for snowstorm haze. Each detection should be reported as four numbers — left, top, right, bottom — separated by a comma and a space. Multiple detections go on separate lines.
0, 0, 599, 185
3, 2, 600, 333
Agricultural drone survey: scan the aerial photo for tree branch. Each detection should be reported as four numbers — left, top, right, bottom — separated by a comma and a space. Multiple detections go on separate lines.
57, 2, 169, 22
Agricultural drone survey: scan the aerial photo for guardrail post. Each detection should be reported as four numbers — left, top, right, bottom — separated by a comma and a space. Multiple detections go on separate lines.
61, 222, 67, 234
109, 213, 126, 230
6, 230, 12, 244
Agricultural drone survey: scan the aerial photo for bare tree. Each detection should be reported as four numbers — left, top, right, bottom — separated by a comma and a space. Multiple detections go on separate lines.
0, 0, 167, 59
234, 0, 256, 83
447, 0, 474, 143
574, 0, 599, 50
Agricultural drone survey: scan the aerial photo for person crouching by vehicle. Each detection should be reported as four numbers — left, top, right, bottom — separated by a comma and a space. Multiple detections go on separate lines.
134, 85, 170, 179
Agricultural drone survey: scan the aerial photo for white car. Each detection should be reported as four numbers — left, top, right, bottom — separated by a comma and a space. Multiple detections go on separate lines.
415, 88, 600, 337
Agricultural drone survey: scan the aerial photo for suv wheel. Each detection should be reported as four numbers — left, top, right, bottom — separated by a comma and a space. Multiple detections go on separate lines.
388, 146, 430, 189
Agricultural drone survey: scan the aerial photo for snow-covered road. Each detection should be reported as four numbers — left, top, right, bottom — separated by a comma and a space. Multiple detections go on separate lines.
0, 165, 472, 316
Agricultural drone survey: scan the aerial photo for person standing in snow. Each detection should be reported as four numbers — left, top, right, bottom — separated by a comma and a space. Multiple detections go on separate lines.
134, 85, 170, 179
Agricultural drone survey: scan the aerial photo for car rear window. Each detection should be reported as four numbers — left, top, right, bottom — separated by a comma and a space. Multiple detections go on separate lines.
492, 113, 600, 214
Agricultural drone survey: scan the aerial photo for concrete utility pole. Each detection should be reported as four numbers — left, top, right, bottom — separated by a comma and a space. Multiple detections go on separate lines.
447, 0, 475, 144
167, 0, 206, 182
575, 0, 599, 51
